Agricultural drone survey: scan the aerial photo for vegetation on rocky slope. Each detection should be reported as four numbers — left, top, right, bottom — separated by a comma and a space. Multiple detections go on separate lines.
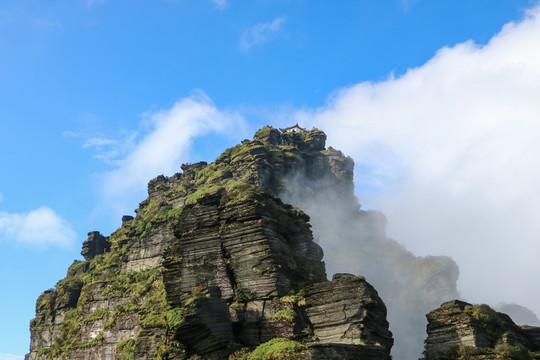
28, 127, 345, 359
424, 300, 540, 360
28, 125, 465, 360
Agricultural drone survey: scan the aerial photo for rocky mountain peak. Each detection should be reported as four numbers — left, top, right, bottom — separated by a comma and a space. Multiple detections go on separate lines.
26, 126, 394, 360
424, 300, 540, 359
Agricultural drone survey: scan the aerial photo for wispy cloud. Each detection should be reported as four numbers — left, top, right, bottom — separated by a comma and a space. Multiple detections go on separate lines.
240, 17, 286, 50
62, 131, 79, 138
296, 5, 540, 315
100, 91, 244, 216
211, 0, 229, 10
0, 354, 24, 360
83, 137, 117, 148
0, 207, 76, 248
400, 0, 419, 11
83, 136, 130, 164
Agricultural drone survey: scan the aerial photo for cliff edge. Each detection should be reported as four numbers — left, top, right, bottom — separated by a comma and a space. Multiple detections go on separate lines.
27, 127, 393, 360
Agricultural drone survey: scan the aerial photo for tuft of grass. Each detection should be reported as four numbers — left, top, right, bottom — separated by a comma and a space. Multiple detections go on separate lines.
270, 309, 297, 322
457, 344, 493, 359
166, 308, 184, 330
167, 207, 184, 221
185, 185, 224, 205
494, 343, 532, 360
82, 307, 108, 324
247, 338, 307, 360
233, 285, 253, 303
116, 338, 136, 360
464, 304, 502, 325
185, 294, 209, 308
139, 281, 169, 328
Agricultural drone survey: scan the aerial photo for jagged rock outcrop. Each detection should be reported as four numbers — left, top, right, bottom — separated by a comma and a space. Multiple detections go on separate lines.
274, 135, 460, 358
424, 300, 540, 359
27, 127, 394, 360
81, 232, 111, 261
305, 274, 393, 349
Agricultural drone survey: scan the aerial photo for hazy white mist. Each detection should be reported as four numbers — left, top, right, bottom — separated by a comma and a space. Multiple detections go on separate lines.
296, 5, 540, 317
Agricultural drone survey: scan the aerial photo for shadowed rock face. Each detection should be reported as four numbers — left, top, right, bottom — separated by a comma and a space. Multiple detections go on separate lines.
424, 300, 540, 360
26, 127, 393, 360
81, 232, 111, 261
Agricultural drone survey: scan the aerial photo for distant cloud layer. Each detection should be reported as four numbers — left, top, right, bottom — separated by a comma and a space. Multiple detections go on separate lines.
0, 207, 76, 248
240, 17, 286, 50
101, 91, 244, 217
297, 6, 540, 314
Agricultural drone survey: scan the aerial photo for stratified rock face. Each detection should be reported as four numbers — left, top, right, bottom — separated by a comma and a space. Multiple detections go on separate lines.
305, 274, 393, 357
27, 127, 393, 360
424, 300, 540, 360
81, 232, 111, 261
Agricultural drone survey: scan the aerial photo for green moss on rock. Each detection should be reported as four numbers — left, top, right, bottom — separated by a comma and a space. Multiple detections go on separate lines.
248, 338, 307, 360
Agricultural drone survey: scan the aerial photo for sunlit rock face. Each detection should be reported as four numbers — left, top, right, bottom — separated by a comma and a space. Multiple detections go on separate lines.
424, 300, 540, 360
27, 127, 394, 360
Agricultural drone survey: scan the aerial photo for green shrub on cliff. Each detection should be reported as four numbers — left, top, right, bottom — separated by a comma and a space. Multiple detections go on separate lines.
166, 308, 184, 330
116, 338, 136, 360
247, 338, 307, 360
270, 309, 297, 322
494, 343, 532, 360
464, 304, 502, 325
233, 284, 253, 303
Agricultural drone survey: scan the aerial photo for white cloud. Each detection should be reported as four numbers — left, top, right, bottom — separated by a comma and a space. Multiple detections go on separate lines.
101, 91, 244, 217
240, 17, 286, 50
83, 137, 117, 148
297, 5, 540, 315
0, 354, 24, 360
400, 0, 418, 11
0, 207, 76, 248
62, 131, 79, 138
211, 0, 229, 10
83, 136, 130, 164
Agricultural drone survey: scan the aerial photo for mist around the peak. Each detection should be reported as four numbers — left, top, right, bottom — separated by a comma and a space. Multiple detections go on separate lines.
280, 172, 459, 360
289, 4, 540, 356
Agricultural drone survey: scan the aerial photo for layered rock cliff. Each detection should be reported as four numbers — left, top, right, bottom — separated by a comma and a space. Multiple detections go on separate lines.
27, 127, 394, 360
424, 300, 540, 359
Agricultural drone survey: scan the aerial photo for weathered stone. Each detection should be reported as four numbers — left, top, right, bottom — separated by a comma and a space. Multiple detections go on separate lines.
424, 300, 540, 359
81, 231, 111, 261
253, 126, 281, 145
121, 215, 134, 226
27, 127, 394, 360
305, 273, 393, 354
306, 343, 389, 360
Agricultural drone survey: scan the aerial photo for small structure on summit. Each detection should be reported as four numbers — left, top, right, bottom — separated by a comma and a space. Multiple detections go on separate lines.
279, 123, 306, 133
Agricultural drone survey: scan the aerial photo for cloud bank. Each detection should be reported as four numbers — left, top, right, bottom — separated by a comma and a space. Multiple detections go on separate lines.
296, 5, 540, 315
240, 17, 286, 50
0, 207, 76, 248
101, 92, 243, 217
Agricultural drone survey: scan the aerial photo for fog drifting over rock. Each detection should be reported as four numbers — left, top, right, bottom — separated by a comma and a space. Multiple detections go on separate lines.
296, 5, 540, 318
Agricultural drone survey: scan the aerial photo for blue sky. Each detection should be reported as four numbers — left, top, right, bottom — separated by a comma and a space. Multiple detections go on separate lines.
1, 0, 539, 358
